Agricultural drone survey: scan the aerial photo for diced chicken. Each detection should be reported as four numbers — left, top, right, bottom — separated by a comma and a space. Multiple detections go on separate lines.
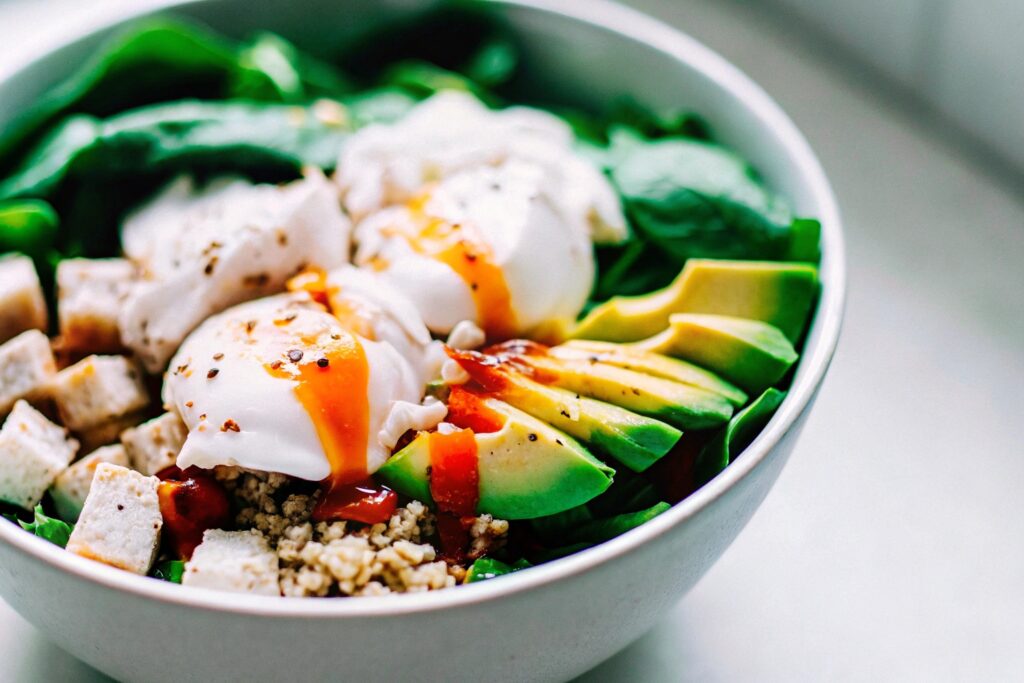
183, 529, 280, 595
56, 258, 135, 353
50, 444, 130, 522
0, 330, 57, 414
119, 172, 351, 372
0, 254, 47, 345
51, 355, 150, 432
120, 412, 187, 476
0, 400, 78, 509
66, 463, 162, 574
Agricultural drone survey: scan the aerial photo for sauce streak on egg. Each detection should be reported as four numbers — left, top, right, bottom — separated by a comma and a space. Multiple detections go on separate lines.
266, 331, 371, 486
405, 195, 517, 341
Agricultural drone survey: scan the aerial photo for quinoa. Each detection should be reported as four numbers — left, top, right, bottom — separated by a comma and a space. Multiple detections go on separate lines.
217, 468, 509, 597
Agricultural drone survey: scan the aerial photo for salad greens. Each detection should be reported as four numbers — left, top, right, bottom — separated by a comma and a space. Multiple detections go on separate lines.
3, 505, 74, 547
152, 559, 186, 584
0, 9, 820, 580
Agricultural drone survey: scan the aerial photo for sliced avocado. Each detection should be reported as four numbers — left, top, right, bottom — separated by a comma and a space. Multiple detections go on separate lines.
695, 388, 787, 485
552, 339, 747, 406
479, 370, 681, 473
637, 314, 797, 394
522, 354, 733, 431
572, 259, 818, 343
377, 398, 614, 520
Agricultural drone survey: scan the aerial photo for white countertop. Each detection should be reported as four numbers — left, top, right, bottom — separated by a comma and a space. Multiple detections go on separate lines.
1, 0, 1022, 680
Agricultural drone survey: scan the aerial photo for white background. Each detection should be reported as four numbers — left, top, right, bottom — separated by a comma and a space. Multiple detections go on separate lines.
1, 0, 1022, 680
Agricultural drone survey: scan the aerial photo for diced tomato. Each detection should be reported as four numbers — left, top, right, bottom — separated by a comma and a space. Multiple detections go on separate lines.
312, 479, 398, 525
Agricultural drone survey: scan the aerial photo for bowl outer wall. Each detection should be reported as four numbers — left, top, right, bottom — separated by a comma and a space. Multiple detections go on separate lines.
0, 1, 846, 681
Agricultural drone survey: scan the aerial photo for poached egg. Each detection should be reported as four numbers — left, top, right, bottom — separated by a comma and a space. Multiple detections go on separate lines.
120, 171, 350, 372
163, 293, 442, 482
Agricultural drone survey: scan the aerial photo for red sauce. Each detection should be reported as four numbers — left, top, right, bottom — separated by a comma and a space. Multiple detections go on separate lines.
435, 512, 473, 563
446, 386, 506, 433
428, 428, 480, 518
155, 466, 231, 559
650, 432, 714, 504
312, 478, 398, 525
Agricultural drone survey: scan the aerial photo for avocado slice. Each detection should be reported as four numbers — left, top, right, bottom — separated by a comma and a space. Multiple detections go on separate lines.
551, 340, 747, 406
377, 398, 615, 520
447, 348, 682, 472
694, 388, 787, 485
637, 314, 797, 394
520, 353, 734, 430
572, 259, 818, 343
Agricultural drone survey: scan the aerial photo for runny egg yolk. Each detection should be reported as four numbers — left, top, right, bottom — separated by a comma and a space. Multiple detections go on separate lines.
265, 325, 370, 486
403, 194, 517, 341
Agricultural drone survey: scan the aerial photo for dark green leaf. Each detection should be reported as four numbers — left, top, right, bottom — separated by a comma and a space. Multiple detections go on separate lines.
0, 94, 416, 202
694, 388, 787, 485
465, 557, 531, 583
608, 97, 711, 141
381, 60, 500, 105
529, 505, 593, 544
463, 37, 518, 88
568, 502, 671, 545
5, 505, 74, 547
152, 559, 186, 584
231, 32, 352, 102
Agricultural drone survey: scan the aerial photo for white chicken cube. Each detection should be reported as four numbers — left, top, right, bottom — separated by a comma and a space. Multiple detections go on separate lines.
56, 258, 134, 353
0, 254, 47, 345
0, 330, 57, 415
0, 400, 79, 509
120, 412, 187, 476
66, 463, 162, 574
51, 355, 150, 432
182, 529, 280, 595
50, 444, 130, 522
119, 171, 350, 372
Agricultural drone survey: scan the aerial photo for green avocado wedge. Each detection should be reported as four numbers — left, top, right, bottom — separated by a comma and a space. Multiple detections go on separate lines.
694, 388, 787, 485
551, 339, 747, 406
520, 354, 734, 431
636, 314, 798, 395
572, 258, 818, 344
377, 398, 615, 520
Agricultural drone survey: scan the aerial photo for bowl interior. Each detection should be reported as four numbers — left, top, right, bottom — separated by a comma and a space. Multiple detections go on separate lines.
0, 0, 844, 617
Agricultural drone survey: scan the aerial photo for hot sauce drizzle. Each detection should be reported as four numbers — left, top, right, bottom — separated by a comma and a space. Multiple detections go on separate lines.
271, 333, 370, 485
404, 195, 517, 341
428, 427, 481, 563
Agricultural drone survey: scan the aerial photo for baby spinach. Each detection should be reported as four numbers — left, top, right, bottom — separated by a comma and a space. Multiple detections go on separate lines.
152, 559, 186, 584
3, 505, 74, 548
569, 502, 671, 545
694, 388, 787, 485
465, 557, 531, 583
0, 199, 59, 258
0, 93, 415, 202
592, 128, 820, 301
0, 19, 353, 173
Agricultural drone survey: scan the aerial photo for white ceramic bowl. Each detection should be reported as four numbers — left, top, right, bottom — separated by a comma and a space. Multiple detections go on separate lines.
0, 1, 845, 681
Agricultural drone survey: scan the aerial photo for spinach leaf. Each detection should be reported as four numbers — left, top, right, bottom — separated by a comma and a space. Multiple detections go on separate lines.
608, 97, 711, 141
0, 199, 59, 257
152, 559, 186, 584
694, 388, 786, 486
232, 32, 353, 103
3, 505, 74, 547
592, 128, 820, 301
380, 60, 500, 105
0, 93, 415, 202
465, 557, 531, 583
462, 36, 518, 89
0, 19, 355, 170
568, 502, 671, 545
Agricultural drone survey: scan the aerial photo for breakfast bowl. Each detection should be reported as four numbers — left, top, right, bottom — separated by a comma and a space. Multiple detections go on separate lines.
0, 0, 845, 681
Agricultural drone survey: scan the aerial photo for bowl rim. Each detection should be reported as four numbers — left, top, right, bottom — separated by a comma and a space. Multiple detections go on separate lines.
0, 0, 846, 619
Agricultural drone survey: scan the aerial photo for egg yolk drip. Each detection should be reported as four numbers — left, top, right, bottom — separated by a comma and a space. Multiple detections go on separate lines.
404, 195, 517, 341
265, 329, 370, 486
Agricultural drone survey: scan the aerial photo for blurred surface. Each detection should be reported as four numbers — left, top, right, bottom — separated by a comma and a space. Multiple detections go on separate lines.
1, 0, 1022, 680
